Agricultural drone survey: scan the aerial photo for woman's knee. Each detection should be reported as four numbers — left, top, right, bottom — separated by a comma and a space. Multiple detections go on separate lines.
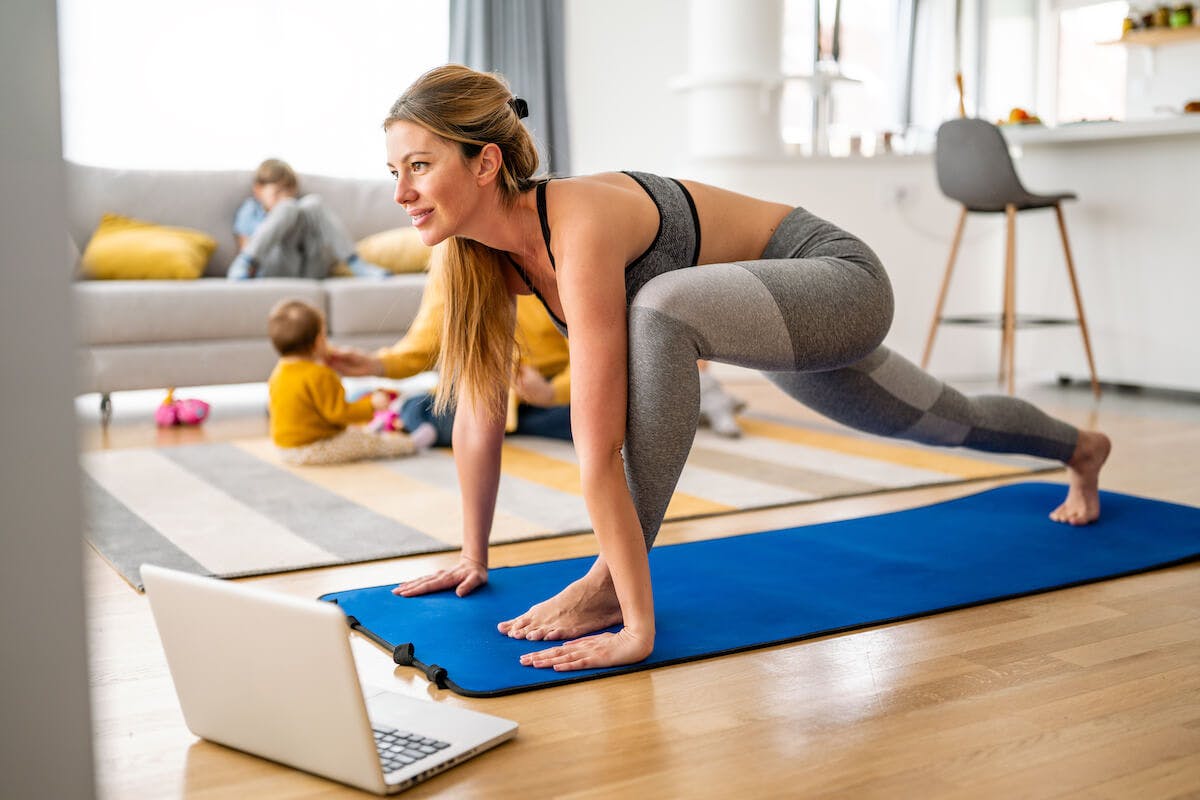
629, 273, 708, 346
629, 270, 704, 320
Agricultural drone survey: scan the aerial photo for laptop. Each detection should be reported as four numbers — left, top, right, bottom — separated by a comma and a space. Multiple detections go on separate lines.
141, 564, 517, 795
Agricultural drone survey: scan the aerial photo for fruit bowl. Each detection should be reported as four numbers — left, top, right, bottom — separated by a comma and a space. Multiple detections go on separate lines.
997, 107, 1042, 126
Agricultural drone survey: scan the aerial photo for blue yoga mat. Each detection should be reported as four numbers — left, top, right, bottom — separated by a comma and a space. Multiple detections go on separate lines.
320, 483, 1200, 696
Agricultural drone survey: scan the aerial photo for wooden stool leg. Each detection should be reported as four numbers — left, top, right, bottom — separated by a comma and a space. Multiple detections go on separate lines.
922, 207, 968, 370
1002, 204, 1017, 394
1054, 203, 1101, 399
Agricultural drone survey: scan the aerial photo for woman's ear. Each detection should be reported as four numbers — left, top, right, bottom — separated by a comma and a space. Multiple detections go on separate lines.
474, 142, 504, 186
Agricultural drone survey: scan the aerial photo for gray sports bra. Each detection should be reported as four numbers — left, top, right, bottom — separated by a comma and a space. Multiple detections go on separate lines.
505, 171, 702, 337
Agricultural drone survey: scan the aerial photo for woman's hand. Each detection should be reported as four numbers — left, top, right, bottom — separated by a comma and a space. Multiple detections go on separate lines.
519, 627, 653, 671
326, 346, 384, 377
512, 365, 556, 407
393, 556, 487, 598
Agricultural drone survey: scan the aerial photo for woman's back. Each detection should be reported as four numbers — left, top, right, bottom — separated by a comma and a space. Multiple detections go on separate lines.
544, 172, 793, 269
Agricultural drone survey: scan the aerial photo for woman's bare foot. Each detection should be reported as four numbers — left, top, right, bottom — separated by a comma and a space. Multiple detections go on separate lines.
1050, 430, 1112, 525
498, 573, 623, 641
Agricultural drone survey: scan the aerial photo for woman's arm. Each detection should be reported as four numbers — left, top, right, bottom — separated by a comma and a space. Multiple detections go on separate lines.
533, 219, 656, 667
393, 298, 513, 599
451, 386, 507, 569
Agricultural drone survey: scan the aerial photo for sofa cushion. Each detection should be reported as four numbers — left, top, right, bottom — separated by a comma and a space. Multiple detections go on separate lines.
354, 227, 432, 273
80, 213, 216, 280
324, 274, 427, 338
74, 278, 326, 346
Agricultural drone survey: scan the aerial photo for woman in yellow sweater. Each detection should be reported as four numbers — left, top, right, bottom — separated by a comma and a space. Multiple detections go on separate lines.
268, 299, 419, 464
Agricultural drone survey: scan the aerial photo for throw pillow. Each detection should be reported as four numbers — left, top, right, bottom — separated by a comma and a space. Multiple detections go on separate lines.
354, 226, 432, 274
80, 213, 216, 280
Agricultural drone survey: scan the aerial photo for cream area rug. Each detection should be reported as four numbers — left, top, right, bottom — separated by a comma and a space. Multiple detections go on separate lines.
81, 413, 1058, 590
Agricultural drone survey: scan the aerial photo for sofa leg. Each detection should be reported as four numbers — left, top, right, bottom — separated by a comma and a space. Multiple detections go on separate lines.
100, 393, 112, 427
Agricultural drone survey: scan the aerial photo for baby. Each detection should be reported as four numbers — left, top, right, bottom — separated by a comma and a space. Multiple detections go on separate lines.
267, 299, 432, 465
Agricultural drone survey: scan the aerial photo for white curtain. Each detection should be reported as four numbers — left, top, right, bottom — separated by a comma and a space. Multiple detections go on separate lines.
57, 0, 449, 178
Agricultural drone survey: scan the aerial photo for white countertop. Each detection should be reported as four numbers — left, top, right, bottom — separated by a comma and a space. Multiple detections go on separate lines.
1000, 115, 1200, 145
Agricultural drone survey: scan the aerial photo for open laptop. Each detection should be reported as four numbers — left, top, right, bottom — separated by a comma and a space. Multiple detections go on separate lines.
141, 564, 517, 795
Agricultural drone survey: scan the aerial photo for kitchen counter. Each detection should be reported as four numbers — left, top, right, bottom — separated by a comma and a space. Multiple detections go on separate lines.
1000, 115, 1200, 145
999, 121, 1200, 392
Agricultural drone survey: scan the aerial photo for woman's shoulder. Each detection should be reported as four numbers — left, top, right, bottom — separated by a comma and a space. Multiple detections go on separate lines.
540, 173, 660, 261
542, 172, 653, 212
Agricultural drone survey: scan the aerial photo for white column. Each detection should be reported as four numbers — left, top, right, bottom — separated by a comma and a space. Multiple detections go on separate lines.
680, 0, 784, 159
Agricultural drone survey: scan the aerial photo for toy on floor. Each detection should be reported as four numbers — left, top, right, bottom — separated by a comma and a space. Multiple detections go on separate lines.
366, 389, 404, 434
155, 389, 211, 427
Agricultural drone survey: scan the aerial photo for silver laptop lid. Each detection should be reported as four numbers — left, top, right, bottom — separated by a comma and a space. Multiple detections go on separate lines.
142, 564, 388, 794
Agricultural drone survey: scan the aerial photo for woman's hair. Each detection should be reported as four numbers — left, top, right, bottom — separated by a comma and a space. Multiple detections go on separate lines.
267, 299, 323, 356
384, 64, 541, 418
254, 158, 299, 193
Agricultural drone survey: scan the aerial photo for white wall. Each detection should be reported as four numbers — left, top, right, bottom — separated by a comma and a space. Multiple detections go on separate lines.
0, 0, 96, 797
1126, 41, 1200, 118
564, 0, 690, 176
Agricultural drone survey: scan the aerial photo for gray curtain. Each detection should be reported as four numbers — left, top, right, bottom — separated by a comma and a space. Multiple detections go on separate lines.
450, 0, 571, 175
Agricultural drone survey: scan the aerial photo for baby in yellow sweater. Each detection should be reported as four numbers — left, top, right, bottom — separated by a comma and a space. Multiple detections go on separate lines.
267, 299, 429, 465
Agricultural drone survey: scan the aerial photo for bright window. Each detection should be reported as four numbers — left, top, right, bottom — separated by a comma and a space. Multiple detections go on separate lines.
781, 0, 899, 154
57, 0, 449, 178
1056, 1, 1127, 122
981, 0, 1039, 121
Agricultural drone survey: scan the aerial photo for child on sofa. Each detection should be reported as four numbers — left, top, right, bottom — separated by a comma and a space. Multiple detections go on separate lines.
228, 159, 389, 280
267, 299, 434, 465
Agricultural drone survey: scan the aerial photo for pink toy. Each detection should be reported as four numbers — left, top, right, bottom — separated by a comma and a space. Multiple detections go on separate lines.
367, 407, 403, 433
366, 390, 405, 434
155, 390, 211, 427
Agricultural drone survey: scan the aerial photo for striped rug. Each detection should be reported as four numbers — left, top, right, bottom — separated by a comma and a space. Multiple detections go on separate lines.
82, 414, 1059, 590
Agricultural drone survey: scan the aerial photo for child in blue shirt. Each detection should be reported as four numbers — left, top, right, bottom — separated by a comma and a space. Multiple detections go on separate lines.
228, 158, 388, 280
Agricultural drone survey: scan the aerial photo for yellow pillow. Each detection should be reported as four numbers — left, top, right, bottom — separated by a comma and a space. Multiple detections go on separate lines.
80, 213, 216, 280
354, 226, 432, 274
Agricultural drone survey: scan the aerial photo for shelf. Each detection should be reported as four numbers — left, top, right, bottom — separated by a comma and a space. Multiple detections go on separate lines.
1101, 25, 1200, 47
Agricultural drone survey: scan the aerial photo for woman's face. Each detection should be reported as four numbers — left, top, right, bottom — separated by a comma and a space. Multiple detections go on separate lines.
386, 120, 479, 246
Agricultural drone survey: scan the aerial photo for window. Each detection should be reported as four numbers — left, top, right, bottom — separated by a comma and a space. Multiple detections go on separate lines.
1055, 1, 1127, 122
781, 0, 901, 155
981, 0, 1039, 122
57, 0, 449, 178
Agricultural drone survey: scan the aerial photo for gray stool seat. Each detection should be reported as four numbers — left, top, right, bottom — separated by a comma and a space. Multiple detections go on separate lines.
923, 118, 1100, 397
935, 118, 1076, 212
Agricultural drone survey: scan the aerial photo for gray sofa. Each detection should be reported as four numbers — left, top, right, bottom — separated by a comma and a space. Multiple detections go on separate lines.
67, 162, 427, 421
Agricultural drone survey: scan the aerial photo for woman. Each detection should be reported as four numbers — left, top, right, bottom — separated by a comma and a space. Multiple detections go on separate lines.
384, 65, 1111, 672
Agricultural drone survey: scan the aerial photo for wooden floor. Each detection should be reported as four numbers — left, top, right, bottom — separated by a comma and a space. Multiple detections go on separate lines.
82, 376, 1200, 799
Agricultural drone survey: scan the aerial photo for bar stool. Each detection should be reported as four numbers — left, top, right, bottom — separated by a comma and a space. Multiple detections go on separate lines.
922, 118, 1100, 398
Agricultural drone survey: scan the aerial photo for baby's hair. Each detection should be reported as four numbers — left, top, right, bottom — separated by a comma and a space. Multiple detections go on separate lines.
254, 158, 298, 193
268, 299, 323, 356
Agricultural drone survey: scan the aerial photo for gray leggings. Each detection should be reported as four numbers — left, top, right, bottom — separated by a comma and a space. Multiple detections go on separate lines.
622, 207, 1078, 548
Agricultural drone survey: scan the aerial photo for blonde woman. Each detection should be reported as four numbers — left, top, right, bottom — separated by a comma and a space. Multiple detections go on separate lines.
385, 65, 1111, 671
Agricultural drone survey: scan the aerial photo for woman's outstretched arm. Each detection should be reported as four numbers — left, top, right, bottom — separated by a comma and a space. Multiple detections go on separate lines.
523, 221, 656, 670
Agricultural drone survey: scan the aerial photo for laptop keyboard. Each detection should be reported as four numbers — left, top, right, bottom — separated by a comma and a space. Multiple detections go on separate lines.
373, 726, 452, 773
